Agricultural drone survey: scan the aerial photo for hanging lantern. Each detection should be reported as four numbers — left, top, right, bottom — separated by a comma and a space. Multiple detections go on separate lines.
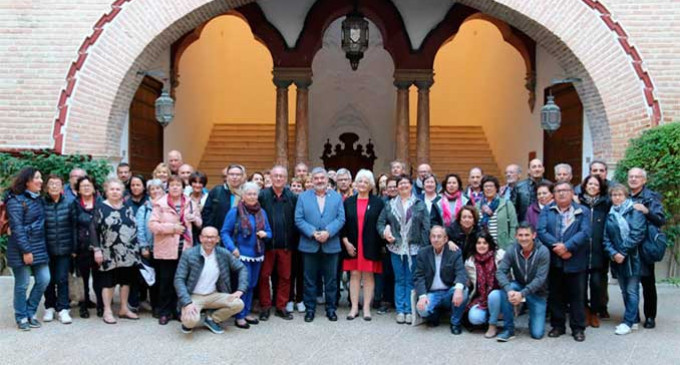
541, 94, 561, 134
154, 90, 175, 128
341, 11, 369, 71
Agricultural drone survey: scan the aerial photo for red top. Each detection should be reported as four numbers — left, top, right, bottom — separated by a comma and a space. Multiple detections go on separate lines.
343, 198, 382, 273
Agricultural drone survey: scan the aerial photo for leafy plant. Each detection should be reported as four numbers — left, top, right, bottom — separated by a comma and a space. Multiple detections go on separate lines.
614, 122, 680, 277
0, 150, 111, 272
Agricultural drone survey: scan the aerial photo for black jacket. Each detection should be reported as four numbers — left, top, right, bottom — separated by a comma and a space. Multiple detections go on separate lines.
445, 221, 479, 260
259, 187, 298, 250
202, 184, 233, 230
413, 245, 467, 297
513, 178, 551, 223
578, 194, 611, 270
43, 195, 77, 256
631, 186, 666, 274
341, 195, 385, 261
73, 197, 100, 254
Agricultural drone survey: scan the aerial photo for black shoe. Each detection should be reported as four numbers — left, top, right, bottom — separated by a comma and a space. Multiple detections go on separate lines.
96, 308, 104, 318
644, 318, 655, 329
275, 309, 294, 320
180, 325, 193, 334
548, 328, 566, 338
235, 320, 250, 329
450, 324, 462, 335
79, 307, 90, 319
86, 300, 97, 309
326, 311, 338, 322
152, 309, 160, 319
599, 310, 610, 320
259, 308, 271, 321
377, 304, 390, 315
245, 317, 259, 325
573, 331, 586, 342
427, 318, 440, 327
304, 311, 315, 323
346, 312, 358, 321
158, 316, 170, 325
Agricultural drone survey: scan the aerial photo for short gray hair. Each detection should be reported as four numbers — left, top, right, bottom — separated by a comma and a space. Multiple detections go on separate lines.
354, 169, 375, 188
146, 178, 164, 189
554, 163, 572, 175
608, 183, 629, 197
336, 168, 352, 181
241, 181, 261, 194
310, 167, 328, 177
270, 165, 288, 177
628, 167, 647, 179
390, 160, 406, 170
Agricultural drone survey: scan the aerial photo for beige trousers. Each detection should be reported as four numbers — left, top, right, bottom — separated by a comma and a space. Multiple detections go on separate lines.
182, 292, 244, 329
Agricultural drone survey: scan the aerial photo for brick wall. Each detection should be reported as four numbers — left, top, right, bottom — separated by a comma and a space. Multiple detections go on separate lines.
1, 0, 678, 166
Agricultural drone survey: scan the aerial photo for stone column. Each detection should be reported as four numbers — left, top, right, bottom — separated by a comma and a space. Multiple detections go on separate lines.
393, 79, 412, 165
415, 78, 434, 165
294, 78, 312, 166
273, 77, 292, 168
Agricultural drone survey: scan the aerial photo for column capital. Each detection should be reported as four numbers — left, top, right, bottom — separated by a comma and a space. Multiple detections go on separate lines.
273, 78, 293, 89
414, 79, 434, 90
273, 67, 312, 89
394, 69, 434, 90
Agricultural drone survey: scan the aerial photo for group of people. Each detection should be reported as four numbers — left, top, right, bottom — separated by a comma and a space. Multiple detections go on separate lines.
3, 150, 667, 343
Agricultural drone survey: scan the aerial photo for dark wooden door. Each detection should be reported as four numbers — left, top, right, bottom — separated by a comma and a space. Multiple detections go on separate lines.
543, 84, 583, 185
129, 77, 164, 178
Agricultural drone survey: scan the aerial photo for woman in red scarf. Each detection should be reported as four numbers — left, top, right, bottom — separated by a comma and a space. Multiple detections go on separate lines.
439, 173, 470, 227
464, 232, 505, 338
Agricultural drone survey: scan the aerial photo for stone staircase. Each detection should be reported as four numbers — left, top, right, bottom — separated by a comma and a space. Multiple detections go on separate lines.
408, 125, 501, 183
197, 123, 500, 187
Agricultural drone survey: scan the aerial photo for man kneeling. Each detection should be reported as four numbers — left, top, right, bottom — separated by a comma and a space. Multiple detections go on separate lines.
495, 223, 550, 341
174, 226, 247, 334
414, 226, 468, 334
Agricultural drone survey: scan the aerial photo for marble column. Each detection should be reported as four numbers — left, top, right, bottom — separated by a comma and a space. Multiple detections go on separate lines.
415, 79, 434, 165
394, 80, 412, 165
273, 78, 292, 168
294, 78, 312, 166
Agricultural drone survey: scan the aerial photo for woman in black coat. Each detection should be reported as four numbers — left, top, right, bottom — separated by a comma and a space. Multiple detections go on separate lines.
445, 206, 480, 260
41, 175, 77, 324
578, 175, 611, 325
341, 169, 385, 321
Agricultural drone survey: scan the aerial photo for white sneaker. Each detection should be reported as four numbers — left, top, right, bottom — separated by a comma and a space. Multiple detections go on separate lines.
316, 296, 325, 305
296, 302, 306, 313
615, 323, 632, 335
285, 301, 294, 313
396, 313, 405, 324
632, 323, 639, 331
58, 309, 72, 324
405, 313, 413, 324
43, 308, 55, 322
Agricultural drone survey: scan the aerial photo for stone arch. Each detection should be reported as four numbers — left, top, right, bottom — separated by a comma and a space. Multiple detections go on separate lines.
59, 0, 655, 166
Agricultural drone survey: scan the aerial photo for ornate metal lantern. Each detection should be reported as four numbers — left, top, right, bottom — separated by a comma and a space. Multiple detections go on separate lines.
154, 90, 175, 128
540, 94, 561, 134
341, 11, 369, 71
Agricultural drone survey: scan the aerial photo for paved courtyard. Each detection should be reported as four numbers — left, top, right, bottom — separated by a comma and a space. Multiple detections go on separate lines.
0, 277, 679, 365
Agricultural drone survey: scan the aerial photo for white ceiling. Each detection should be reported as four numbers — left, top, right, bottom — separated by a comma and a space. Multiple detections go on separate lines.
256, 0, 455, 50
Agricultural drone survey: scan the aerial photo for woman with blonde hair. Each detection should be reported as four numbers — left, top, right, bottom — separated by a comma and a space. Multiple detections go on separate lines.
152, 163, 171, 190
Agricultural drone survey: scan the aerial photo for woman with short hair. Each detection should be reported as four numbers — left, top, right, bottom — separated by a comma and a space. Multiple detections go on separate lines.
5, 167, 50, 330
341, 169, 385, 321
476, 175, 518, 250
220, 182, 272, 329
90, 178, 140, 324
152, 163, 171, 190
439, 173, 469, 227
377, 174, 430, 324
290, 177, 304, 194
525, 181, 553, 230
135, 179, 165, 316
603, 183, 646, 335
41, 174, 76, 324
421, 174, 443, 226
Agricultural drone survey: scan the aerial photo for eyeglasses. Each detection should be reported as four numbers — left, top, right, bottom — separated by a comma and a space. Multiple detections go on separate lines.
555, 189, 571, 194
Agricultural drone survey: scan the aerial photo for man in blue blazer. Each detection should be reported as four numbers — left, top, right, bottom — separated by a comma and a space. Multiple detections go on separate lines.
295, 167, 346, 322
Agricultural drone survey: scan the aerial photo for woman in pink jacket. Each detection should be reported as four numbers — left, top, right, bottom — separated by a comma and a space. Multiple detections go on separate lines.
149, 175, 202, 325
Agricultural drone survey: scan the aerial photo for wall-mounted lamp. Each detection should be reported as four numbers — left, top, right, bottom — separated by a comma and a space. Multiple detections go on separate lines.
541, 77, 582, 134
137, 71, 175, 128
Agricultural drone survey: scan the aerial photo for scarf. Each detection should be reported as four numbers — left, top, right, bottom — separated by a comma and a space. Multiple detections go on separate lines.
468, 250, 498, 310
228, 184, 243, 207
168, 194, 191, 244
466, 187, 483, 205
440, 191, 463, 226
610, 199, 633, 239
237, 200, 266, 255
582, 194, 601, 207
390, 195, 415, 255
479, 196, 501, 228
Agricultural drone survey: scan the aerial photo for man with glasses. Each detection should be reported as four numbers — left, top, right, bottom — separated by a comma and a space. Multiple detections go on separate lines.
628, 167, 666, 329
335, 168, 354, 201
538, 182, 591, 342
257, 165, 299, 320
203, 164, 246, 229
175, 226, 247, 334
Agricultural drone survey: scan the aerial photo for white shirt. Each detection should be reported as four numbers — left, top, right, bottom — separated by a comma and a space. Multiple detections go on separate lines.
430, 249, 448, 291
193, 247, 219, 295
316, 193, 326, 214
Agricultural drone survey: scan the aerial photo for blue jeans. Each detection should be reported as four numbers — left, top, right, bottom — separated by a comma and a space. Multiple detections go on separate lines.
391, 253, 416, 314
12, 263, 51, 323
618, 275, 640, 327
500, 282, 547, 339
416, 287, 469, 325
44, 255, 71, 311
303, 251, 339, 313
468, 289, 502, 325
236, 260, 263, 320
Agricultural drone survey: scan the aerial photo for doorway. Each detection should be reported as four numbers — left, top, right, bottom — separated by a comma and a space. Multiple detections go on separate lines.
129, 76, 164, 178
543, 83, 583, 185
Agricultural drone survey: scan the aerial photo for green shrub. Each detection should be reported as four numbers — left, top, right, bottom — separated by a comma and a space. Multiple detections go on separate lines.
614, 122, 680, 276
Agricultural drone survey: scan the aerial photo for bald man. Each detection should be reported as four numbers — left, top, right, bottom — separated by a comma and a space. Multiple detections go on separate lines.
167, 150, 183, 175
514, 159, 551, 222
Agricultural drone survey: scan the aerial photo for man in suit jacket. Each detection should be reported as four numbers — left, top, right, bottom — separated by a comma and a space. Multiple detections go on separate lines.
294, 167, 346, 323
414, 226, 468, 334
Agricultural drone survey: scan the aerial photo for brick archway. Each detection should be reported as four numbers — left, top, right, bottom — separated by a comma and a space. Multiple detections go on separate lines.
59, 0, 656, 166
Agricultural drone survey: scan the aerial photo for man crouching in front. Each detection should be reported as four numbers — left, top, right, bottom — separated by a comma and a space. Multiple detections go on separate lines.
414, 226, 468, 334
174, 226, 247, 334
